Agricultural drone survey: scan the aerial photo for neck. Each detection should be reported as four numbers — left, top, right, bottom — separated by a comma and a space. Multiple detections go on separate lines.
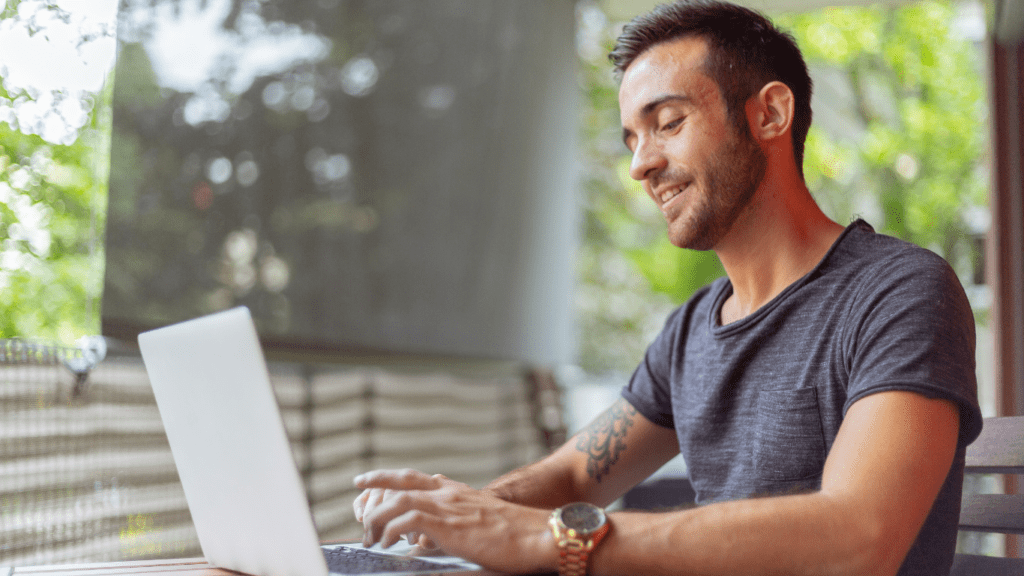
713, 173, 844, 324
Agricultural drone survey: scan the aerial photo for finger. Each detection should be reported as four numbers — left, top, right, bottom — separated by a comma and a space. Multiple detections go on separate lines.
360, 488, 389, 528
404, 531, 439, 550
354, 468, 444, 491
432, 473, 473, 492
363, 490, 408, 546
368, 488, 389, 512
415, 533, 440, 550
363, 490, 443, 547
352, 488, 373, 521
379, 509, 439, 549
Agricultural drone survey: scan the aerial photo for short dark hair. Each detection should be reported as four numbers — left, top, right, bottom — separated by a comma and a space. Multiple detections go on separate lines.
610, 0, 813, 177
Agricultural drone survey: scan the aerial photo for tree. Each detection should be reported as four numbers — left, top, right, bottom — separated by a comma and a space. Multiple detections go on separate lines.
776, 1, 988, 288
0, 1, 114, 342
575, 0, 988, 375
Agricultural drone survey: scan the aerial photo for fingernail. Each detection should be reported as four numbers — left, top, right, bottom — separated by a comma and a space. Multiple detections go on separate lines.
353, 474, 364, 485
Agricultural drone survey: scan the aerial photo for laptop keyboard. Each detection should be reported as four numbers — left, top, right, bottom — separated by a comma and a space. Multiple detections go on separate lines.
323, 545, 467, 574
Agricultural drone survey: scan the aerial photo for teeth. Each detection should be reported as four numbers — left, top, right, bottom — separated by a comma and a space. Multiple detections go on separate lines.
659, 187, 681, 203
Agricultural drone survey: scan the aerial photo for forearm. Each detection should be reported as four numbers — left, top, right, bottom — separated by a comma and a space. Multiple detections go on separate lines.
592, 491, 900, 576
483, 452, 586, 508
488, 398, 680, 508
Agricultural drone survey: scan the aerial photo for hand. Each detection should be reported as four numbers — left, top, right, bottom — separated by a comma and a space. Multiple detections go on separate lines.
353, 485, 438, 550
354, 468, 557, 573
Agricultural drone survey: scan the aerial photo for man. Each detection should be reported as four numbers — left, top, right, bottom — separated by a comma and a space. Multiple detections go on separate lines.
354, 2, 983, 575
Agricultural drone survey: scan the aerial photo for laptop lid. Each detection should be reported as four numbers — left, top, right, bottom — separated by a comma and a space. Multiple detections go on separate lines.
139, 307, 329, 576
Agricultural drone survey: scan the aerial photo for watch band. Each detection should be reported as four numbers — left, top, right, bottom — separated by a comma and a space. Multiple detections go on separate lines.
549, 506, 609, 576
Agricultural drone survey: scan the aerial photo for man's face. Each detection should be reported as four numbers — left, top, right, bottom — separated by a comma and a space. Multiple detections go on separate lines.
619, 36, 767, 251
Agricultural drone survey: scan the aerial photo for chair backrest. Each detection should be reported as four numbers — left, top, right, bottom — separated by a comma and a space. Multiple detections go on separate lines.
951, 416, 1024, 575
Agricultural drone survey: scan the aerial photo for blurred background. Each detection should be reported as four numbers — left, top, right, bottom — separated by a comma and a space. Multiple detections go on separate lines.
0, 0, 997, 421
0, 0, 1014, 565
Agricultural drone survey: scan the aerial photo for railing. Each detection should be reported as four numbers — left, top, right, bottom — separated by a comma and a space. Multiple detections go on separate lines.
0, 341, 563, 566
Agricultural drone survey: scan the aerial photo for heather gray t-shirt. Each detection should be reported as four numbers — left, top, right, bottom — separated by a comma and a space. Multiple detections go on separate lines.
622, 220, 983, 576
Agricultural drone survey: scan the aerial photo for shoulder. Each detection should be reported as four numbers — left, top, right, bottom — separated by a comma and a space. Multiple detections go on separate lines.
835, 220, 950, 270
831, 222, 966, 308
834, 225, 981, 446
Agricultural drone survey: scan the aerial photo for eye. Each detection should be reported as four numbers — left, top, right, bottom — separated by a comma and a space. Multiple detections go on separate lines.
661, 116, 684, 132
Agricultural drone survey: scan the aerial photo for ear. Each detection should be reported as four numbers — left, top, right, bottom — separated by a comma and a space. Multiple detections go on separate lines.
746, 81, 794, 143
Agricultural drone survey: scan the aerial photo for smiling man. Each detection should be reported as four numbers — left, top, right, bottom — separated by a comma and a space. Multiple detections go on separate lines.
354, 2, 983, 575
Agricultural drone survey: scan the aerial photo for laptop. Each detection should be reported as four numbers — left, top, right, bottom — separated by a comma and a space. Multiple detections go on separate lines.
138, 306, 492, 576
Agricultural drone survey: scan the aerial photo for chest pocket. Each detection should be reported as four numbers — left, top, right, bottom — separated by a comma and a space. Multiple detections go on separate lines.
752, 387, 826, 483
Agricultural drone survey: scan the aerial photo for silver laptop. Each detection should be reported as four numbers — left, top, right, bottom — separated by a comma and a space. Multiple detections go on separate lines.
138, 306, 489, 576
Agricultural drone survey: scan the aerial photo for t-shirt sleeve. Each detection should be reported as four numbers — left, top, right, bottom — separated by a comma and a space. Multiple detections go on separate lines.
621, 305, 686, 430
843, 248, 983, 448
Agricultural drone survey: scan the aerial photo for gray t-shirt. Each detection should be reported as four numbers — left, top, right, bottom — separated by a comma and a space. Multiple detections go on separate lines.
622, 220, 983, 576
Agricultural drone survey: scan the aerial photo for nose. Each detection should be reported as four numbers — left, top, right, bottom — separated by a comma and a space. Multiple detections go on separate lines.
628, 136, 666, 182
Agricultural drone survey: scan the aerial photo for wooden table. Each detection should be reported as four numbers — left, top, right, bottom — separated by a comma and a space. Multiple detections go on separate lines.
4, 555, 521, 575
2, 541, 538, 575
5, 559, 226, 575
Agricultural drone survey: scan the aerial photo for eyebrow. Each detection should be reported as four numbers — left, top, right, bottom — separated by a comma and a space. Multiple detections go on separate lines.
621, 93, 693, 148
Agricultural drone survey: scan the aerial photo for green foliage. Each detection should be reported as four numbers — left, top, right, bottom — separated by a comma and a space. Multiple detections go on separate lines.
777, 1, 987, 274
576, 0, 987, 375
0, 60, 111, 343
1, 1, 70, 31
0, 0, 988, 365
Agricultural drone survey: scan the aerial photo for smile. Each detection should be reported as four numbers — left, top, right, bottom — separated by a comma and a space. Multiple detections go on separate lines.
658, 183, 689, 205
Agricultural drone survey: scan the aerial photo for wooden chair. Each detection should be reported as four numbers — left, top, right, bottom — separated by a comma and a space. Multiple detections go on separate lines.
951, 416, 1024, 575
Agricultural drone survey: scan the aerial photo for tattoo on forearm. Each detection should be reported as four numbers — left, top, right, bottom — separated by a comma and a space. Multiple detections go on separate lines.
575, 399, 637, 483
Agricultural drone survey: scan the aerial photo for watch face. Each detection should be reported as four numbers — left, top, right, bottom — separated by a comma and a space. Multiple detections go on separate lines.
560, 502, 606, 533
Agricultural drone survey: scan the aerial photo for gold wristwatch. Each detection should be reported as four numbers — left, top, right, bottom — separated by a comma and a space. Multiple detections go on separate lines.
549, 502, 609, 576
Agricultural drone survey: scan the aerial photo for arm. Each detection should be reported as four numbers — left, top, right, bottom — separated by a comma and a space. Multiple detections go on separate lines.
484, 397, 680, 508
590, 390, 959, 576
352, 397, 678, 571
353, 396, 678, 520
357, 390, 958, 576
